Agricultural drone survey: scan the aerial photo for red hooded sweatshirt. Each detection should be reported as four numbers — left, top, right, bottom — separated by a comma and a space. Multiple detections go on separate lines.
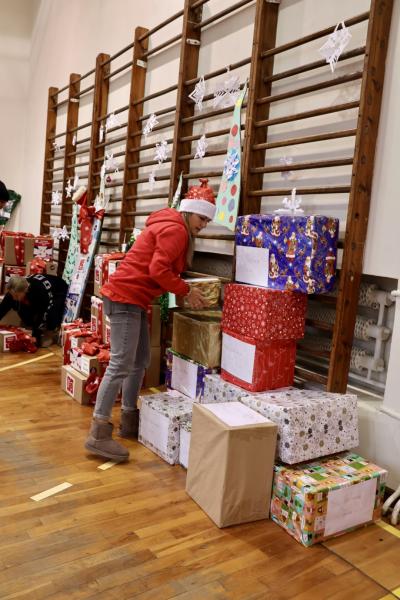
101, 208, 191, 309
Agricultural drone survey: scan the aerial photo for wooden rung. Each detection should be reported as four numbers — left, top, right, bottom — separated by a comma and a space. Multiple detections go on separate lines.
142, 33, 182, 59
101, 226, 121, 232
138, 104, 176, 123
198, 233, 235, 240
248, 185, 351, 197
46, 166, 64, 173
66, 147, 90, 158
262, 11, 370, 59
183, 170, 222, 179
127, 174, 170, 185
94, 150, 125, 164
193, 0, 255, 30
192, 0, 211, 8
138, 9, 185, 42
74, 84, 95, 98
255, 101, 359, 129
131, 119, 175, 139
97, 104, 129, 123
297, 345, 332, 359
180, 124, 245, 144
49, 131, 66, 141
178, 148, 227, 161
310, 294, 338, 306
185, 57, 251, 87
125, 210, 153, 217
95, 133, 127, 149
75, 135, 91, 145
251, 157, 353, 174
258, 72, 363, 105
127, 193, 167, 201
101, 43, 134, 67
252, 128, 357, 151
54, 98, 69, 109
66, 121, 92, 135
45, 179, 63, 184
73, 68, 96, 85
99, 240, 119, 247
133, 84, 178, 108
127, 157, 172, 169
294, 366, 329, 385
265, 46, 366, 84
306, 319, 334, 333
182, 101, 247, 124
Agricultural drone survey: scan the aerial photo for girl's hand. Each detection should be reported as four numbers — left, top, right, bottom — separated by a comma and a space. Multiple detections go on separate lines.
186, 286, 208, 309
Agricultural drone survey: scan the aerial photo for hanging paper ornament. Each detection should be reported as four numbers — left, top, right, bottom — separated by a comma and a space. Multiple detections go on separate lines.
194, 134, 208, 159
319, 21, 352, 73
170, 172, 183, 209
106, 112, 120, 131
275, 188, 304, 215
51, 190, 61, 205
143, 113, 159, 139
188, 75, 206, 111
53, 142, 60, 152
214, 84, 247, 231
148, 167, 157, 190
105, 150, 119, 173
65, 180, 74, 199
279, 156, 294, 180
52, 225, 69, 241
99, 125, 105, 143
213, 72, 241, 109
72, 134, 77, 146
154, 140, 168, 164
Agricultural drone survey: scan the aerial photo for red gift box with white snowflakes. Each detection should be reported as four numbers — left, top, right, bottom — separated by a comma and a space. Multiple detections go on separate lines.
222, 283, 307, 342
221, 328, 296, 392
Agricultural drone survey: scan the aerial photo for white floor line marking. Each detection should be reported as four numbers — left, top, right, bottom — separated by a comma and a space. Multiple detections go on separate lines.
30, 482, 73, 502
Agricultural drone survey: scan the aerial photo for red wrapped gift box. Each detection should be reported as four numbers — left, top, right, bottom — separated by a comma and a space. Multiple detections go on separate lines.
94, 252, 125, 297
222, 283, 307, 342
221, 328, 296, 392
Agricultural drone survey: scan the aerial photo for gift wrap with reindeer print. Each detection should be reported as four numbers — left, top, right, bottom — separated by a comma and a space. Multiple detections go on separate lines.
235, 214, 339, 294
241, 389, 358, 464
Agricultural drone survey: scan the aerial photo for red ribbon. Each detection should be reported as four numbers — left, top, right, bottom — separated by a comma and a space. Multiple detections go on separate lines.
0, 231, 34, 266
77, 191, 105, 254
0, 326, 37, 353
81, 339, 109, 356
99, 252, 125, 282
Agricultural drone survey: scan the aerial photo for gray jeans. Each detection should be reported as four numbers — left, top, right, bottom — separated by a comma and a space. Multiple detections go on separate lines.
93, 297, 151, 420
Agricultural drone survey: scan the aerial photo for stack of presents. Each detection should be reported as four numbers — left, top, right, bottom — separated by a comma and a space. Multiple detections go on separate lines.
137, 201, 388, 546
0, 231, 55, 350
60, 251, 162, 404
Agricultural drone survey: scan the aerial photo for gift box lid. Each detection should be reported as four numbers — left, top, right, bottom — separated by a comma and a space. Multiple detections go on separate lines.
141, 393, 193, 418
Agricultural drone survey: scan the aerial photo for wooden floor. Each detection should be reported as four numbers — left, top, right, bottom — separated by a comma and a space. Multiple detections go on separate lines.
1, 348, 400, 600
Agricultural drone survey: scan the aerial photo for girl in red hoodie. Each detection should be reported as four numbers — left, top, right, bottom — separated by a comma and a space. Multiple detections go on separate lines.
85, 185, 216, 461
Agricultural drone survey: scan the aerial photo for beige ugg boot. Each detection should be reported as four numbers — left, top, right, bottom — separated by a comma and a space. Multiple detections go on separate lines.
85, 419, 129, 461
118, 409, 139, 439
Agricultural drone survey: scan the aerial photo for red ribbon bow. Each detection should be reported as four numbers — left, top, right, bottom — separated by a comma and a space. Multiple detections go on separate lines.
77, 191, 105, 254
0, 326, 37, 353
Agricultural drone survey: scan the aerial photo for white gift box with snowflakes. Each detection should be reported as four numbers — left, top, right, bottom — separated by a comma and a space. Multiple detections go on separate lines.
138, 394, 193, 465
179, 418, 192, 469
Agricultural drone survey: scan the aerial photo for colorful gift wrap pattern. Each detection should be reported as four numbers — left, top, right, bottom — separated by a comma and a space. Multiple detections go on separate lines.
241, 389, 358, 464
138, 394, 193, 465
271, 453, 387, 547
203, 373, 296, 404
221, 330, 296, 392
179, 418, 192, 469
222, 283, 307, 341
235, 214, 339, 294
166, 348, 219, 401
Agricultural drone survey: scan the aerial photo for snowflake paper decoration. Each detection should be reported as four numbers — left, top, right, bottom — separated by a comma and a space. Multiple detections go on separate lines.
279, 156, 294, 180
52, 225, 69, 241
53, 142, 60, 152
223, 149, 240, 181
72, 134, 77, 146
73, 174, 80, 189
148, 167, 157, 190
319, 22, 352, 73
213, 74, 241, 109
143, 113, 159, 139
51, 190, 61, 205
275, 188, 304, 215
194, 134, 207, 159
106, 112, 120, 131
105, 151, 119, 173
154, 140, 168, 164
99, 125, 105, 143
189, 76, 206, 111
65, 180, 73, 199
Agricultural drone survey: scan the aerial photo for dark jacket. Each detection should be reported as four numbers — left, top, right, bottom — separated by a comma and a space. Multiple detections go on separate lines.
0, 274, 68, 343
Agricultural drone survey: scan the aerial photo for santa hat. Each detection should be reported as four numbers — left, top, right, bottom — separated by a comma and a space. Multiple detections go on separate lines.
178, 178, 216, 220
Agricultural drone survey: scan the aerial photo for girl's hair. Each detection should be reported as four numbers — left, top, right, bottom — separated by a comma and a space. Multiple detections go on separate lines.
181, 212, 194, 267
6, 275, 29, 294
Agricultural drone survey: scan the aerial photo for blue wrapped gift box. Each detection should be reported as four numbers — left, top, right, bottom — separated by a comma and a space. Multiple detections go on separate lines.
235, 214, 339, 294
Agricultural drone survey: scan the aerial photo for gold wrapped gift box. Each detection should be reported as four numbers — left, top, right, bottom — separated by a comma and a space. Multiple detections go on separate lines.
172, 310, 222, 368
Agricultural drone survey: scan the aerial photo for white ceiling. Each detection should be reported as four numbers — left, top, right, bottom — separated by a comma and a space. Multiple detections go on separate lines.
0, 0, 41, 38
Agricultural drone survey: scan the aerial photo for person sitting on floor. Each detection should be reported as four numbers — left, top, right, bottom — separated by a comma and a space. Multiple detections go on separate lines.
0, 274, 68, 347
0, 180, 9, 210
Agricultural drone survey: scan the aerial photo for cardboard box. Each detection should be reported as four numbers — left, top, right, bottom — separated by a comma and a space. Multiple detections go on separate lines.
271, 453, 387, 546
69, 347, 101, 377
138, 393, 193, 464
94, 254, 124, 297
172, 310, 222, 368
33, 236, 54, 260
165, 348, 219, 401
221, 330, 296, 392
179, 419, 192, 469
3, 235, 35, 265
235, 214, 338, 294
241, 389, 359, 464
103, 314, 111, 345
61, 365, 91, 405
0, 329, 17, 352
143, 346, 161, 388
222, 284, 307, 342
186, 402, 277, 527
91, 296, 104, 339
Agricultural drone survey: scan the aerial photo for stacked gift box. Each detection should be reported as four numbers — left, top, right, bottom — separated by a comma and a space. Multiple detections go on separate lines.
0, 231, 55, 295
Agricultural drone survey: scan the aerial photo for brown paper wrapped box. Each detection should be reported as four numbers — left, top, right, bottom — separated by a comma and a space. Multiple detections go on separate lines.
186, 402, 277, 528
143, 346, 161, 388
3, 236, 35, 265
61, 365, 91, 405
172, 310, 222, 368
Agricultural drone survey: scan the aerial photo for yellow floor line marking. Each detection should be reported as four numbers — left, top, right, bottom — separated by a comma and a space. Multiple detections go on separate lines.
392, 587, 400, 598
149, 387, 160, 393
379, 594, 395, 599
0, 352, 54, 372
30, 482, 72, 502
376, 520, 400, 539
98, 460, 118, 471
